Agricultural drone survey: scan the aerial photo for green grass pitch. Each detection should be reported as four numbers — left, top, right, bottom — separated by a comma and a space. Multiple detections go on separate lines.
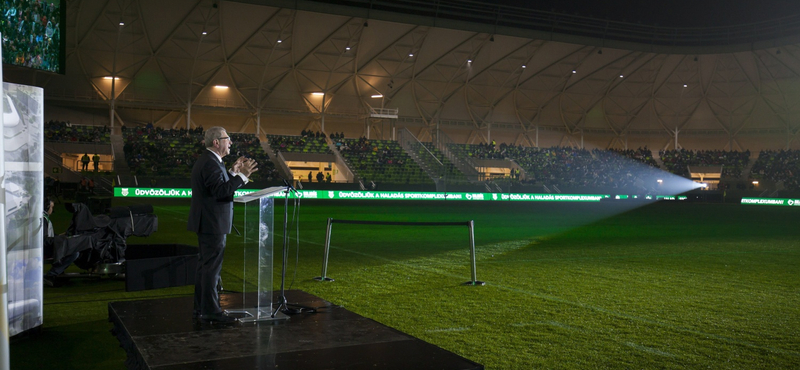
11, 199, 800, 369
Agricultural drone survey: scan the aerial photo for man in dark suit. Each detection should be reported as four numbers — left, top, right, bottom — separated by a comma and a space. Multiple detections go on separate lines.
187, 127, 258, 323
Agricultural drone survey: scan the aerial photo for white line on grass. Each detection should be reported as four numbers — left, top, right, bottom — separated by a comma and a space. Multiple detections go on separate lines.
625, 342, 676, 358
426, 327, 470, 333
511, 321, 583, 332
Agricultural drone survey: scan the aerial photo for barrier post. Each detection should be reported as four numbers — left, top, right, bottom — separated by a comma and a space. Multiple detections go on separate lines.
463, 220, 485, 286
313, 218, 335, 281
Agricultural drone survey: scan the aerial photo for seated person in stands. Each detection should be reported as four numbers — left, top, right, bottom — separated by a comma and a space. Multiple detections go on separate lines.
43, 197, 80, 287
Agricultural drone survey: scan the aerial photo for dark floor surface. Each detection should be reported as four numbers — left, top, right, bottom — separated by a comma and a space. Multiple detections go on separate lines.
109, 290, 483, 370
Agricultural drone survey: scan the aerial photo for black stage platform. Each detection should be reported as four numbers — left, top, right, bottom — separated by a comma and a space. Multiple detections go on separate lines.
109, 290, 483, 370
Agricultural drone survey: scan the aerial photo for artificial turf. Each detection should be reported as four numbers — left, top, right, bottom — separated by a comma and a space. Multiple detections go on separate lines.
10, 198, 800, 369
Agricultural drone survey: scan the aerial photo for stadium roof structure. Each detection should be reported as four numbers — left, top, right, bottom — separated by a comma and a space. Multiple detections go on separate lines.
8, 0, 800, 150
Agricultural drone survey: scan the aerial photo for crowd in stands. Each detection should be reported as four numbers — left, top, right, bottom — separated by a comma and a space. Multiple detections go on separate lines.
268, 130, 332, 154
44, 121, 110, 143
453, 142, 664, 190
1, 0, 61, 72
659, 149, 750, 178
750, 149, 800, 190
338, 137, 431, 184
48, 120, 795, 192
123, 126, 277, 182
509, 146, 660, 190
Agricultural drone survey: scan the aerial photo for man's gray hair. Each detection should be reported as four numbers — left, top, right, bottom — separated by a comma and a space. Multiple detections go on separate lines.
204, 126, 227, 147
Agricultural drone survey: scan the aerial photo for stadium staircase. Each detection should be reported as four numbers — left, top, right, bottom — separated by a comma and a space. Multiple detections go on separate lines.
260, 140, 294, 181
653, 153, 666, 169
739, 152, 757, 180
430, 130, 483, 182
397, 129, 446, 190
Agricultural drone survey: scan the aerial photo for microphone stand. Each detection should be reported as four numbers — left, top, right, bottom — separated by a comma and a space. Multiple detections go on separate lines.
272, 178, 315, 316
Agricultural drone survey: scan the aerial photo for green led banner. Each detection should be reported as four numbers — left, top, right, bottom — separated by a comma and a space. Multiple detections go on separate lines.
655, 195, 688, 201
112, 188, 705, 203
741, 197, 800, 206
113, 187, 610, 202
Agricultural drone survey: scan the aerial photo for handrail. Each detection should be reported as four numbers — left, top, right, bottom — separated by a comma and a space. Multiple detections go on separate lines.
328, 139, 359, 183
397, 129, 444, 183
432, 129, 481, 182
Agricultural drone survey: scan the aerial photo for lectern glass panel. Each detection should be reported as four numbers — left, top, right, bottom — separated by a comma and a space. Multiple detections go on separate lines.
230, 187, 288, 322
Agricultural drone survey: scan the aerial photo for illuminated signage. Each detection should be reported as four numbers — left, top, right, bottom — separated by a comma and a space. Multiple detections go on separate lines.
741, 197, 800, 206
114, 188, 706, 203
114, 188, 608, 202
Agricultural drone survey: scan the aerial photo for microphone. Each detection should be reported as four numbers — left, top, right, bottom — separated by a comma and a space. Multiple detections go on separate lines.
276, 173, 300, 195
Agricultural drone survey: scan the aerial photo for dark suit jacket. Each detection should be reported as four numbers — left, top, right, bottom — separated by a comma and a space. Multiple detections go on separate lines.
187, 150, 245, 234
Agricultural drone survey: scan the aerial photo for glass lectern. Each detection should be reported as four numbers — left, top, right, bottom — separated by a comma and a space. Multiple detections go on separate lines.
228, 186, 289, 322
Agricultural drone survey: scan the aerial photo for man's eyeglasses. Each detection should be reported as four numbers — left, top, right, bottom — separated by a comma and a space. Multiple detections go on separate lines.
218, 136, 230, 141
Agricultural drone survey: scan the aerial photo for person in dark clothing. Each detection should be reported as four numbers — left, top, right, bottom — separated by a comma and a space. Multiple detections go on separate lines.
43, 197, 80, 287
187, 127, 258, 324
80, 153, 90, 171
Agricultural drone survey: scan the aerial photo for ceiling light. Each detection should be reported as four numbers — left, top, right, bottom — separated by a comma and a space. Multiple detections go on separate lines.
467, 59, 472, 63
312, 92, 325, 96
619, 74, 624, 78
277, 39, 282, 43
408, 53, 414, 57
683, 84, 688, 88
521, 65, 526, 69
213, 85, 228, 89
202, 31, 207, 35
345, 46, 351, 51
119, 22, 124, 26
371, 94, 383, 98
572, 70, 576, 73
103, 76, 119, 80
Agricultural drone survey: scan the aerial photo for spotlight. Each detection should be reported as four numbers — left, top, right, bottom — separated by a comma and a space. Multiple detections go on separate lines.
619, 74, 624, 78
277, 39, 282, 43
345, 46, 351, 51
657, 179, 663, 184
119, 21, 125, 26
202, 31, 207, 35
683, 84, 687, 88
752, 180, 759, 185
467, 59, 472, 63
408, 53, 414, 57
572, 70, 576, 73
521, 65, 526, 69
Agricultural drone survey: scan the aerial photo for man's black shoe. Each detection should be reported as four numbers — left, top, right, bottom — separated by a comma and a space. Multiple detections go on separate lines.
43, 276, 56, 287
199, 312, 238, 324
